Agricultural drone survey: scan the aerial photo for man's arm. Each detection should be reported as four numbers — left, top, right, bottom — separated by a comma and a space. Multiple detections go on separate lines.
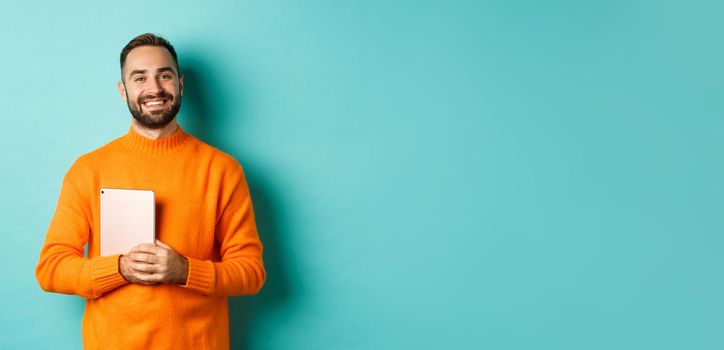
35, 159, 128, 299
181, 162, 267, 297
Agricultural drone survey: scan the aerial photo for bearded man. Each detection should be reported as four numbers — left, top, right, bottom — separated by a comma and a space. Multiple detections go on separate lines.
35, 33, 266, 350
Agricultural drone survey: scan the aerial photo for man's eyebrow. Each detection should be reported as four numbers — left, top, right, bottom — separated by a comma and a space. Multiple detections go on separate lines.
127, 67, 176, 78
129, 69, 147, 77
157, 67, 176, 74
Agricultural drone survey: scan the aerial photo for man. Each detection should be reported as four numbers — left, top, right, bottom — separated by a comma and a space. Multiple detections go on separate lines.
35, 33, 266, 349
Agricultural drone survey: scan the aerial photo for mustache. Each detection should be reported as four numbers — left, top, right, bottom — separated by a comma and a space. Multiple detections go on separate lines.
137, 90, 173, 104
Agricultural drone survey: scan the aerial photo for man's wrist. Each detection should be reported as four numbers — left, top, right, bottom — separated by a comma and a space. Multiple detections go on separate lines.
179, 256, 189, 285
118, 254, 129, 282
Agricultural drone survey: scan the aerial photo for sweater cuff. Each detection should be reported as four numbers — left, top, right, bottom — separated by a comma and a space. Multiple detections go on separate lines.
182, 257, 215, 295
91, 254, 128, 295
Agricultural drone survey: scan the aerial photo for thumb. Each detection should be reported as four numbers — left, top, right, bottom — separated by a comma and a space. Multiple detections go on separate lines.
155, 239, 171, 249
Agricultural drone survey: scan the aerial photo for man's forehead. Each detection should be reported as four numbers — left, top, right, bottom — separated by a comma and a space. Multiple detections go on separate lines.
123, 46, 177, 74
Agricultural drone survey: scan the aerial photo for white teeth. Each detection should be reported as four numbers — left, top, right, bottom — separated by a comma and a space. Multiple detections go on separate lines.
145, 100, 164, 106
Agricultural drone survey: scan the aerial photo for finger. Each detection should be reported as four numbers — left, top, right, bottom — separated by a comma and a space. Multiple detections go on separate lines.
154, 240, 173, 256
128, 275, 153, 285
135, 278, 159, 285
132, 262, 158, 274
155, 239, 171, 249
124, 272, 155, 285
129, 252, 157, 264
132, 243, 162, 254
134, 272, 162, 284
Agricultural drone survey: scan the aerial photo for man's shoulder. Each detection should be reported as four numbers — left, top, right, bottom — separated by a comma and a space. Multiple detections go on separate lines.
67, 135, 125, 169
191, 136, 244, 173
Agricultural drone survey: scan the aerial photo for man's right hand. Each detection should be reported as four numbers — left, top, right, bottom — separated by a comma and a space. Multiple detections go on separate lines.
119, 253, 159, 285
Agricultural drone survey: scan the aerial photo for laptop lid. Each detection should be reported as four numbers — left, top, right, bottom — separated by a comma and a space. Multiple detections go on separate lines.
100, 188, 155, 256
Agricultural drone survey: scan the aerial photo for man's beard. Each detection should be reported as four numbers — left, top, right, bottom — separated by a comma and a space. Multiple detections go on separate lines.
125, 88, 182, 129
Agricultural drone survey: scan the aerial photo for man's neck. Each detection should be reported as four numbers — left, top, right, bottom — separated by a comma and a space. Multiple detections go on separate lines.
131, 119, 179, 140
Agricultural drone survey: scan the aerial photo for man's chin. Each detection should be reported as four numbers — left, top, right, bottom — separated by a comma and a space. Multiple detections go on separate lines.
127, 99, 181, 129
132, 113, 176, 129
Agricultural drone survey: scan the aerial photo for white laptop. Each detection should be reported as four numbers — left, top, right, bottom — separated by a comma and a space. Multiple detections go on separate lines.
100, 188, 155, 256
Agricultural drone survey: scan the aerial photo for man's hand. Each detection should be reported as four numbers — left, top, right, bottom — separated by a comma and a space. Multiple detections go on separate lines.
119, 240, 189, 285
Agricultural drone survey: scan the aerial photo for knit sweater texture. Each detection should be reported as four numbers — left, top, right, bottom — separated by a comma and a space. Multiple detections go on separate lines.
35, 125, 266, 349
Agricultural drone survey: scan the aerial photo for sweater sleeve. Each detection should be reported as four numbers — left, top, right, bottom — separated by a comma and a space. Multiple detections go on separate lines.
35, 159, 128, 299
182, 162, 266, 296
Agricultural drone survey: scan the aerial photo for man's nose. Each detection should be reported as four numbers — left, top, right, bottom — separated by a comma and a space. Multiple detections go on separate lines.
148, 78, 163, 94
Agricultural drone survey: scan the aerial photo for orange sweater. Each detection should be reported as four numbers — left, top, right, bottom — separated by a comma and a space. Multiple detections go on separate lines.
35, 125, 266, 349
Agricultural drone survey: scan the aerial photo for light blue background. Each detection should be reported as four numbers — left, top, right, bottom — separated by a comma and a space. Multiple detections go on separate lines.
1, 1, 722, 349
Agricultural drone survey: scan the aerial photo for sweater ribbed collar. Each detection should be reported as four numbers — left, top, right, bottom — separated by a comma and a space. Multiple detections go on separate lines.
120, 124, 190, 155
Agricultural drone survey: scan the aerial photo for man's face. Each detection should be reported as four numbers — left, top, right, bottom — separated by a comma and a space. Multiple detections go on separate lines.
118, 46, 184, 129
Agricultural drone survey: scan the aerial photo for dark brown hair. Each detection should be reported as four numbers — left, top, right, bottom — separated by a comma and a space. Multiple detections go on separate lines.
120, 33, 181, 79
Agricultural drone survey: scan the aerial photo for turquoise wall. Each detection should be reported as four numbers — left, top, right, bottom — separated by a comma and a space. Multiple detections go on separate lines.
1, 1, 722, 348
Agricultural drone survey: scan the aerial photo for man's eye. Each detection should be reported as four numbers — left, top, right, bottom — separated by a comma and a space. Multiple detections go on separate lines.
160, 74, 172, 79
135, 77, 146, 82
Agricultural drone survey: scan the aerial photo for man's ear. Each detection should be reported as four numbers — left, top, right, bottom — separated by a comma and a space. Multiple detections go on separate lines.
117, 81, 127, 101
179, 75, 184, 97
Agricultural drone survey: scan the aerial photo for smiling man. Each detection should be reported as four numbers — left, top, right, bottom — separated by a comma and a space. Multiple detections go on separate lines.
120, 44, 182, 131
35, 33, 266, 350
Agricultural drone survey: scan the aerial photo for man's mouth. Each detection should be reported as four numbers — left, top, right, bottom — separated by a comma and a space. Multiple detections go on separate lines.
142, 98, 169, 109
